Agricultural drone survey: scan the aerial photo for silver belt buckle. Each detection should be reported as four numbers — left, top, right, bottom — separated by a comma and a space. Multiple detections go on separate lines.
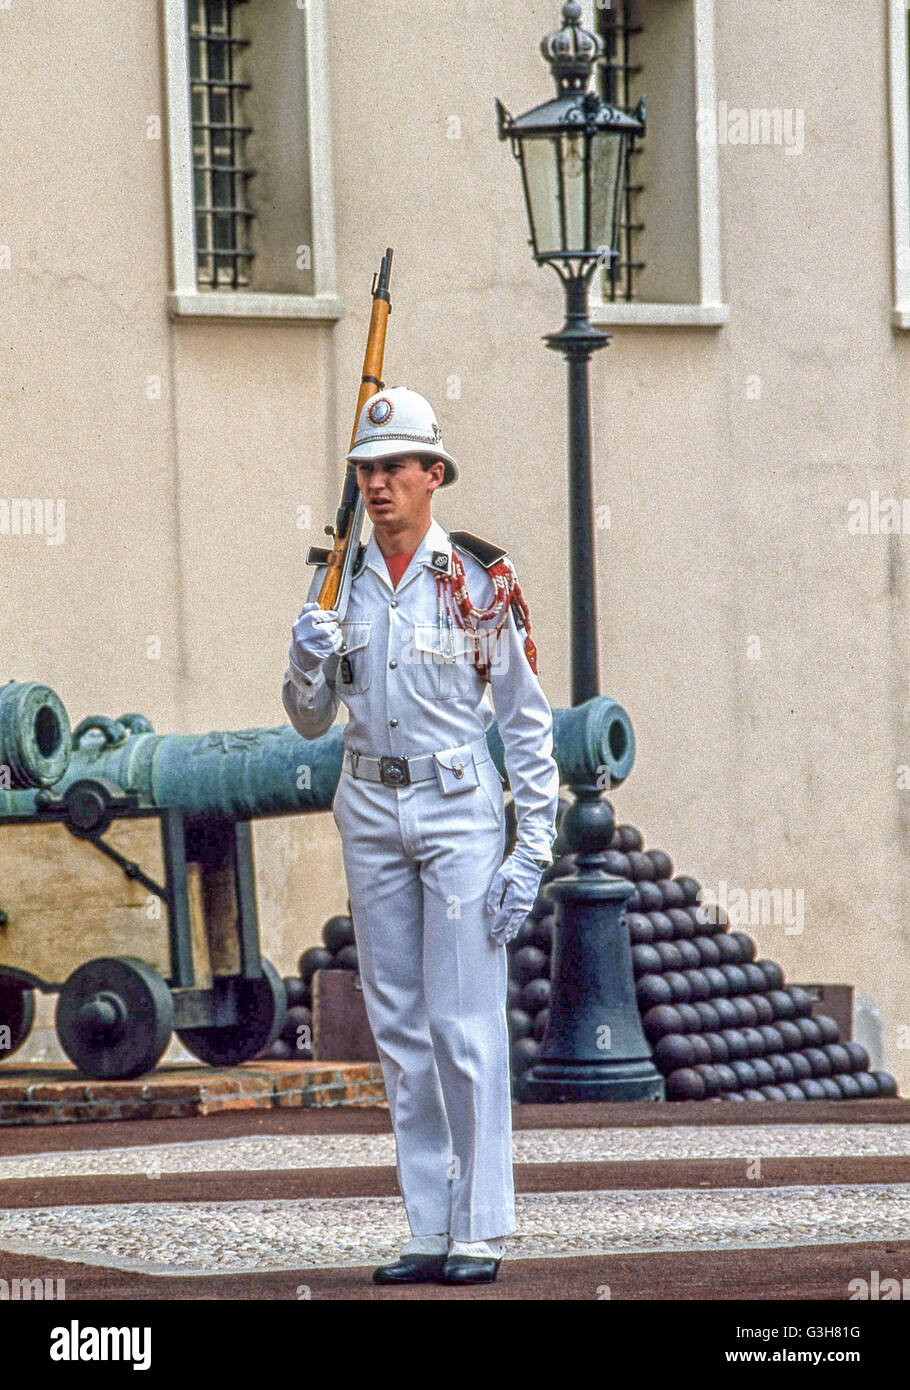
379, 755, 410, 787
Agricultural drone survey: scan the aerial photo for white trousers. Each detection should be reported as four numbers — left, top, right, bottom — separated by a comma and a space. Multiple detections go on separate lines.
332, 748, 515, 1242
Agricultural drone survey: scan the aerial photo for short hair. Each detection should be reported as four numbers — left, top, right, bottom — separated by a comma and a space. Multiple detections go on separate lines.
417, 456, 445, 473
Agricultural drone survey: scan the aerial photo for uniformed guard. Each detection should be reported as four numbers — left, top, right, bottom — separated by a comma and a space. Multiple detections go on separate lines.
283, 386, 559, 1285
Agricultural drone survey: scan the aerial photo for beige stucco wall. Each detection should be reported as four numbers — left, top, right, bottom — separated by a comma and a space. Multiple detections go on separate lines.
0, 0, 908, 1088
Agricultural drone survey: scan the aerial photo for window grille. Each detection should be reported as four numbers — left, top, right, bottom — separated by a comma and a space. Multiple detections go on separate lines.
188, 0, 256, 289
596, 1, 645, 301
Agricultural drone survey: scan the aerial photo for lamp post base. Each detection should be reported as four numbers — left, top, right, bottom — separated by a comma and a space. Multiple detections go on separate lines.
518, 1058, 665, 1104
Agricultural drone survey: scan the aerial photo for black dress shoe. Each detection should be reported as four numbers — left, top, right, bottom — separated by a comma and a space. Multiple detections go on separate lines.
440, 1254, 501, 1285
373, 1253, 448, 1285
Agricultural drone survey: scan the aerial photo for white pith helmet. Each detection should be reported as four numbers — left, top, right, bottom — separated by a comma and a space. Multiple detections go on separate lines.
346, 386, 459, 487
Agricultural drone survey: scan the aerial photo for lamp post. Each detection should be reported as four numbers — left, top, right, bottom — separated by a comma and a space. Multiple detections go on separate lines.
497, 1, 664, 1101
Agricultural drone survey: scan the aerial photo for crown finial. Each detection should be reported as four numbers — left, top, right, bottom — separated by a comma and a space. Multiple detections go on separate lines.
540, 2, 604, 92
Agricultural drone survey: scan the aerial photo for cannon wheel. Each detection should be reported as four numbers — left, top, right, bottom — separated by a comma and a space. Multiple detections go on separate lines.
0, 975, 36, 1060
177, 959, 286, 1067
56, 956, 174, 1079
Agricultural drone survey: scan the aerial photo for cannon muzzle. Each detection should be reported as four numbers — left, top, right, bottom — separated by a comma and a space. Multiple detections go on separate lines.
0, 680, 72, 789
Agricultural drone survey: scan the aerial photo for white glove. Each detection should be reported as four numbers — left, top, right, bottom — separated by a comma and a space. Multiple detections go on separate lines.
290, 602, 344, 672
486, 844, 546, 946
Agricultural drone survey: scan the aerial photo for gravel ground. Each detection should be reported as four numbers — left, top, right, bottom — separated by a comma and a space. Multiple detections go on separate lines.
0, 1183, 908, 1276
1, 1123, 909, 1181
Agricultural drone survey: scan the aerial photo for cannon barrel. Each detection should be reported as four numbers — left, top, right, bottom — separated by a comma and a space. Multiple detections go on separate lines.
0, 695, 634, 821
0, 680, 72, 789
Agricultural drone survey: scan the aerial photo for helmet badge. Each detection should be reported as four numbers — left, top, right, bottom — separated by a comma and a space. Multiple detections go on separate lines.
367, 396, 394, 426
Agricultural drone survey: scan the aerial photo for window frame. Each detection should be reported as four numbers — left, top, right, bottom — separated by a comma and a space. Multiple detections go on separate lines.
581, 0, 727, 329
161, 0, 343, 321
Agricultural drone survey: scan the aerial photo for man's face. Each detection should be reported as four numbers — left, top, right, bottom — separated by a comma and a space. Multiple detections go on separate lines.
356, 454, 444, 526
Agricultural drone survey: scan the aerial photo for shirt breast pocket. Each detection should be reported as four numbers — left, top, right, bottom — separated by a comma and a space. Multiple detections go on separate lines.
336, 621, 372, 695
412, 623, 473, 700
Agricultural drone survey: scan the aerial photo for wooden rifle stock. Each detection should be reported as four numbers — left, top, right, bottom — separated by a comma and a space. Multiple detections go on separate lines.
315, 248, 393, 611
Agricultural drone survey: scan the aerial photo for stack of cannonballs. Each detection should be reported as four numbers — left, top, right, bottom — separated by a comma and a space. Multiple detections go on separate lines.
259, 910, 357, 1061
507, 805, 899, 1101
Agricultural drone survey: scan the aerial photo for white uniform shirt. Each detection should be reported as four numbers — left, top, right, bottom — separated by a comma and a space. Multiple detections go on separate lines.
282, 515, 560, 865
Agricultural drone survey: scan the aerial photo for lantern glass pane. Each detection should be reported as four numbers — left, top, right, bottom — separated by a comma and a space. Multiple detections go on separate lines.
589, 131, 625, 261
521, 137, 562, 255
561, 133, 587, 253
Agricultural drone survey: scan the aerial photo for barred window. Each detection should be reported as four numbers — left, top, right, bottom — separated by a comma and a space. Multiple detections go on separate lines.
596, 0, 645, 302
188, 0, 256, 290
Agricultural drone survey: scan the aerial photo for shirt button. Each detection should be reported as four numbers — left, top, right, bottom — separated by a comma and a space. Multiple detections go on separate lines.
389, 660, 397, 669
390, 600, 398, 608
389, 718, 398, 727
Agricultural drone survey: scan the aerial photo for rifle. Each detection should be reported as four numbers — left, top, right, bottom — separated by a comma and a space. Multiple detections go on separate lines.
306, 248, 393, 620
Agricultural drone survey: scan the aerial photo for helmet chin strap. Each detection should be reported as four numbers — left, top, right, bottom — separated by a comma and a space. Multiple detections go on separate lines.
437, 551, 539, 682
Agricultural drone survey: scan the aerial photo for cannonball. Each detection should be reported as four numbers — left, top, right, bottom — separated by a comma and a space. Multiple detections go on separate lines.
616, 824, 643, 852
334, 945, 359, 970
692, 903, 726, 933
731, 932, 757, 962
520, 977, 552, 1014
663, 971, 692, 1004
627, 851, 656, 881
690, 1035, 714, 1065
757, 1025, 785, 1054
834, 1073, 863, 1100
322, 914, 355, 954
817, 1076, 843, 1100
742, 964, 770, 994
643, 1005, 685, 1040
720, 1028, 749, 1061
530, 916, 554, 952
760, 1085, 788, 1103
648, 909, 675, 939
626, 912, 655, 944
695, 1064, 722, 1097
796, 1016, 823, 1046
731, 1060, 758, 1089
655, 941, 685, 971
843, 1041, 870, 1073
692, 1001, 721, 1031
724, 1091, 746, 1102
733, 998, 759, 1029
715, 934, 743, 964
825, 1044, 852, 1074
814, 1013, 840, 1044
780, 1082, 806, 1102
530, 896, 557, 922
768, 1054, 795, 1083
603, 849, 632, 878
740, 1027, 767, 1057
637, 974, 673, 1011
283, 976, 309, 1009
776, 1020, 804, 1051
657, 879, 686, 909
513, 946, 548, 986
712, 998, 741, 1029
683, 969, 711, 1002
625, 889, 642, 913
634, 882, 662, 915
675, 940, 702, 969
508, 1008, 533, 1040
533, 1007, 550, 1042
667, 908, 696, 940
694, 936, 722, 967
677, 1002, 704, 1033
799, 1078, 828, 1100
853, 1072, 880, 1098
746, 992, 774, 1025
742, 1089, 767, 1101
703, 967, 731, 998
702, 1032, 730, 1063
766, 989, 796, 1021
511, 1037, 539, 1072
788, 1052, 813, 1082
754, 959, 783, 990
268, 1039, 294, 1060
647, 849, 674, 879
510, 919, 537, 951
299, 946, 333, 983
787, 987, 815, 1018
666, 1068, 706, 1101
654, 1034, 697, 1072
715, 1063, 739, 1090
804, 1047, 833, 1078
751, 1057, 776, 1086
721, 964, 749, 995
632, 944, 663, 977
673, 875, 702, 905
